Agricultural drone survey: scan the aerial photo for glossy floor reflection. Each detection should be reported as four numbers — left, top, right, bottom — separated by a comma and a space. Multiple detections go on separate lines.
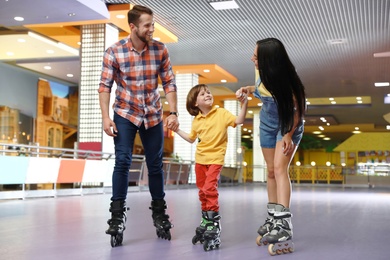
0, 183, 389, 260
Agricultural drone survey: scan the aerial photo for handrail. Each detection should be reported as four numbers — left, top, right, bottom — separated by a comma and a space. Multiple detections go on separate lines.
0, 142, 116, 160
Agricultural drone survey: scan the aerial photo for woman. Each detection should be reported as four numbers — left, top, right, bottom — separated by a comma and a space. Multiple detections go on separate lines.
237, 38, 306, 252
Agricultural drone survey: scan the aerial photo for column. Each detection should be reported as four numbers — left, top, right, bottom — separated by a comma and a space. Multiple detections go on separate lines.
252, 111, 266, 182
173, 74, 198, 182
78, 24, 118, 153
223, 100, 242, 167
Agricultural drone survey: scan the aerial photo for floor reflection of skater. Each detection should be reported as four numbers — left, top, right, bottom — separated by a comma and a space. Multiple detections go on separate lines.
98, 5, 179, 246
237, 38, 306, 255
171, 84, 248, 251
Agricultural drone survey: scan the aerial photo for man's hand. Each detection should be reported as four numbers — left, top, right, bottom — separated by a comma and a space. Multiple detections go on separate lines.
102, 117, 117, 137
164, 115, 179, 132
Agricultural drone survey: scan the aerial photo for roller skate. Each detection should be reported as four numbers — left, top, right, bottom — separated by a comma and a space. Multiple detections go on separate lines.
105, 200, 129, 247
202, 211, 221, 251
192, 211, 207, 244
265, 204, 294, 256
150, 199, 173, 240
256, 203, 276, 246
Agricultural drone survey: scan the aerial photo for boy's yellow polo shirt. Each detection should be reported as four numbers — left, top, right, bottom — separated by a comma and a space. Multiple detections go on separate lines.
189, 107, 237, 165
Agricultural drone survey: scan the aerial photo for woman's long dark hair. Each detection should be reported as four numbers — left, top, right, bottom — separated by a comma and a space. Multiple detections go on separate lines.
257, 38, 306, 135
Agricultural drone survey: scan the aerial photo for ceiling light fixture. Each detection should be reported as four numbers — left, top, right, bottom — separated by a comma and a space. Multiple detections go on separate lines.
373, 51, 390, 58
14, 16, 24, 21
221, 79, 227, 83
116, 14, 126, 19
375, 82, 390, 87
209, 0, 239, 10
327, 39, 347, 45
203, 69, 210, 73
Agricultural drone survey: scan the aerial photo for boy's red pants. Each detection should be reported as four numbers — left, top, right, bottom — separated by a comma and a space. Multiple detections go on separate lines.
195, 163, 222, 212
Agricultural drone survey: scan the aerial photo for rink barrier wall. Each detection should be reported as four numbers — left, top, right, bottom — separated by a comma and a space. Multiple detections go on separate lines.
0, 154, 193, 200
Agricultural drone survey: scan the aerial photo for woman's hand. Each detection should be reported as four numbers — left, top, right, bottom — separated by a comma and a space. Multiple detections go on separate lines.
281, 135, 295, 156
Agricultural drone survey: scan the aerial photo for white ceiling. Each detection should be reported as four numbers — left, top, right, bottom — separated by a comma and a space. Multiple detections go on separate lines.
0, 0, 390, 146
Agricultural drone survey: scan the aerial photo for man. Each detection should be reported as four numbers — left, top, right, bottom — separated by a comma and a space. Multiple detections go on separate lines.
98, 5, 179, 246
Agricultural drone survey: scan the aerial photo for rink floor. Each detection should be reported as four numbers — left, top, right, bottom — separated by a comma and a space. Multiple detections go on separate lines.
0, 183, 389, 260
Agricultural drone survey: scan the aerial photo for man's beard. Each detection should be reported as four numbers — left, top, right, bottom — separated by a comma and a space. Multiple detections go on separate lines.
136, 30, 150, 43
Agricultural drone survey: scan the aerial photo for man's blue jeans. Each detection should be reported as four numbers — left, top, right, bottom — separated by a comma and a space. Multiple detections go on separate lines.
111, 112, 165, 201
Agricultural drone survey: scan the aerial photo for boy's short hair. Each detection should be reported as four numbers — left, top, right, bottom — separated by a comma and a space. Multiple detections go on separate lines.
186, 84, 208, 116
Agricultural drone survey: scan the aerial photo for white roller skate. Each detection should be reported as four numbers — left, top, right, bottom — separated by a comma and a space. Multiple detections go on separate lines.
265, 204, 294, 256
256, 203, 276, 246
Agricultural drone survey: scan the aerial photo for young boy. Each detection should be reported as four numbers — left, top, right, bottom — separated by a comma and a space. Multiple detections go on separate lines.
173, 84, 248, 251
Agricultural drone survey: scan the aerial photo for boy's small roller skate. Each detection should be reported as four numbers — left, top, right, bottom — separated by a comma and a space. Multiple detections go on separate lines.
192, 211, 208, 244
265, 204, 294, 256
150, 199, 173, 240
106, 200, 129, 247
202, 211, 221, 251
256, 203, 276, 246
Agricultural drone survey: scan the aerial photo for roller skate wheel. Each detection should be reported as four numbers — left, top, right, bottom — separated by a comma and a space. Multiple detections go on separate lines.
203, 242, 211, 251
156, 229, 171, 240
268, 244, 276, 256
256, 235, 262, 246
110, 234, 123, 247
192, 235, 200, 245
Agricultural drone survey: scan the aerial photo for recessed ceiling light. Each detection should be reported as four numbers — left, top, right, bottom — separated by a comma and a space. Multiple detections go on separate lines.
352, 130, 361, 134
66, 74, 74, 78
375, 82, 389, 87
14, 16, 24, 21
203, 69, 210, 73
323, 137, 331, 140
357, 100, 363, 104
44, 66, 51, 70
355, 127, 359, 130
116, 14, 126, 19
313, 131, 322, 134
329, 97, 334, 101
17, 38, 26, 43
257, 103, 262, 106
327, 39, 347, 45
318, 126, 324, 131
356, 97, 362, 100
221, 79, 227, 83
331, 101, 337, 104
248, 111, 253, 114
209, 0, 239, 10
387, 125, 390, 130
373, 51, 390, 58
